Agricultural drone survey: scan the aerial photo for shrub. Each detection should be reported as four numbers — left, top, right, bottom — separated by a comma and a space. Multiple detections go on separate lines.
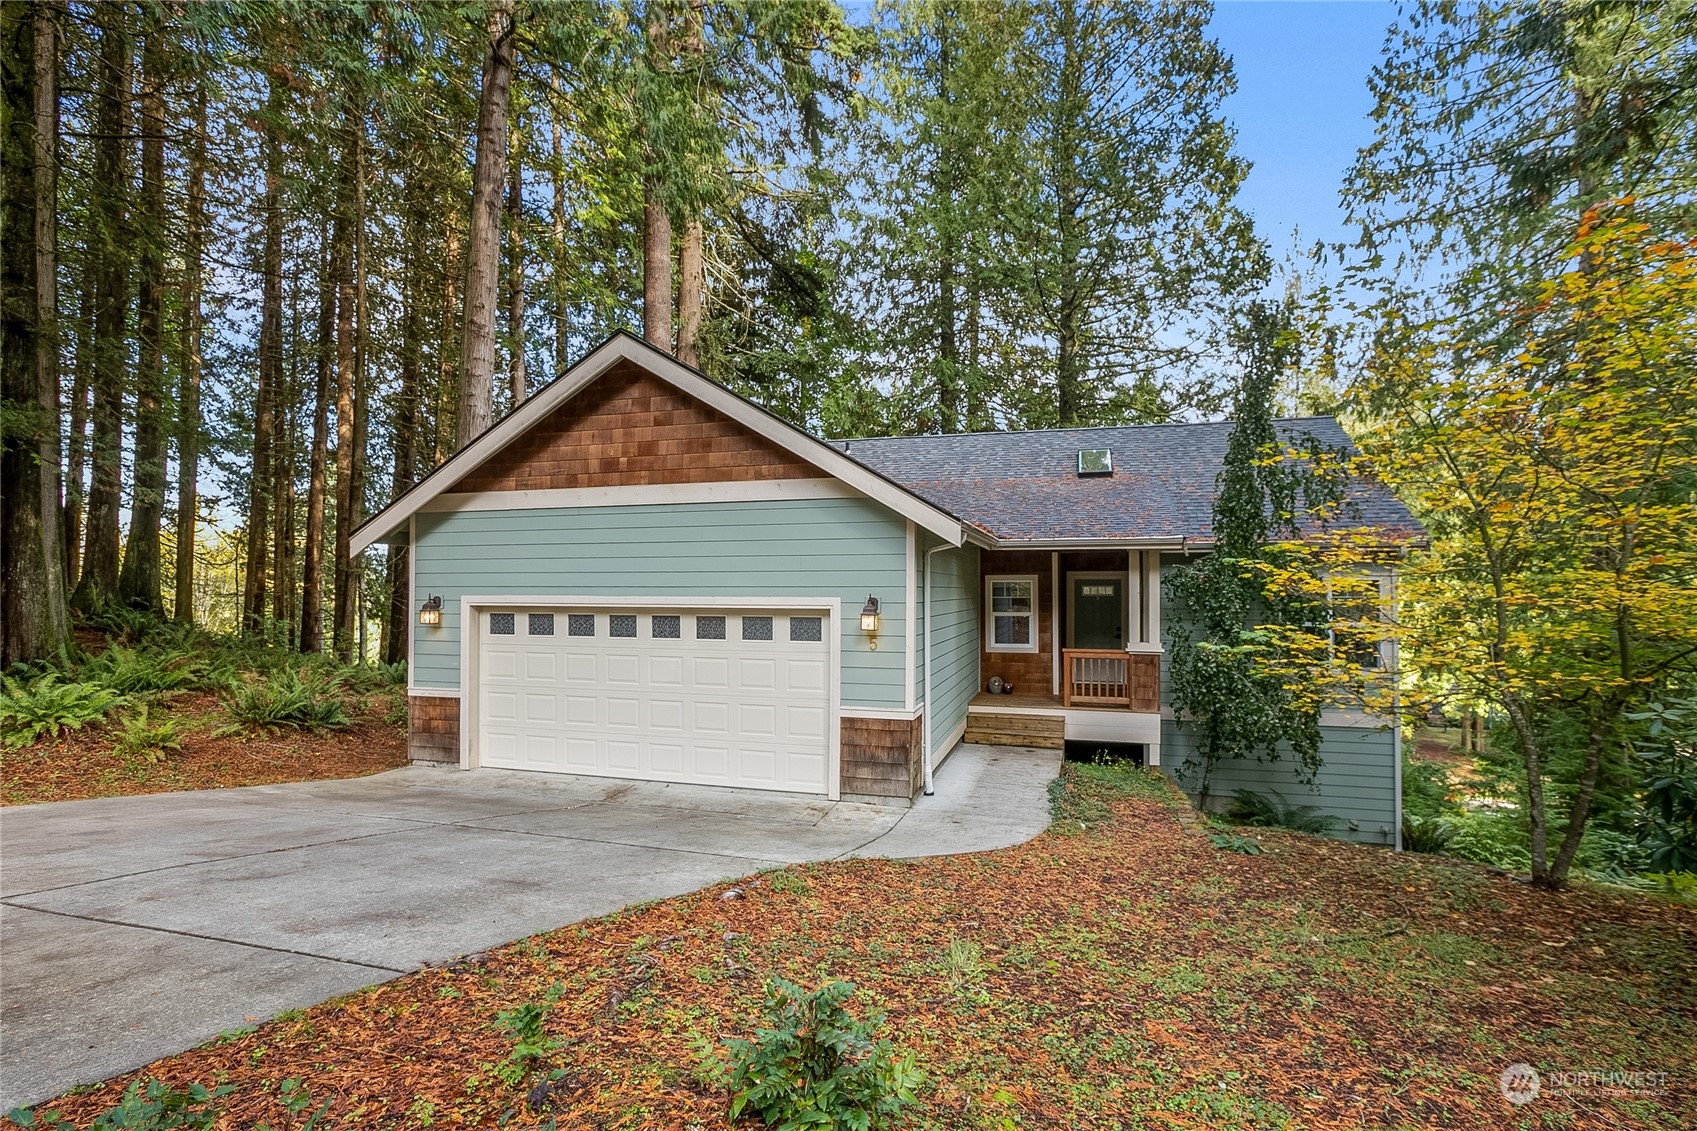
1574, 824, 1652, 874
706, 978, 922, 1131
113, 706, 188, 765
1401, 751, 1456, 821
1629, 695, 1697, 874
8, 1077, 230, 1130
1442, 809, 1533, 872
1227, 789, 1340, 834
1, 675, 126, 750
219, 669, 350, 734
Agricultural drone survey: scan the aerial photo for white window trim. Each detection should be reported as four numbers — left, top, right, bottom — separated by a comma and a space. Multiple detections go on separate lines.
984, 574, 1040, 654
1325, 572, 1393, 671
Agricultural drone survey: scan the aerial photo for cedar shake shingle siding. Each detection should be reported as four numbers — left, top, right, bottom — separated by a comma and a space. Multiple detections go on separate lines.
408, 695, 460, 763
455, 359, 825, 493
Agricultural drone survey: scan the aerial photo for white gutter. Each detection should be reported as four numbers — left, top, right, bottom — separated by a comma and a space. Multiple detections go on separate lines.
990, 537, 1187, 551
921, 540, 951, 796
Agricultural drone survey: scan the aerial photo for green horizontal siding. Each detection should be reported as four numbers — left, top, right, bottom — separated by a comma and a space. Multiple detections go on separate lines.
1160, 720, 1398, 846
1157, 552, 1398, 845
410, 496, 910, 709
912, 534, 925, 704
924, 539, 980, 759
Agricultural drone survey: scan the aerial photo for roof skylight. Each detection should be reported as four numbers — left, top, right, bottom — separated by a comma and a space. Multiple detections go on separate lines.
1077, 449, 1113, 477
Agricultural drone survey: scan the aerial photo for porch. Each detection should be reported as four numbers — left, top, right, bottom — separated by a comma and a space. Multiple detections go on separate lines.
969, 548, 1167, 763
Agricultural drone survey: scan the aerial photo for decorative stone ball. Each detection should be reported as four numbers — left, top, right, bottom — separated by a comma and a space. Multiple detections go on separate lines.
1004, 684, 1015, 695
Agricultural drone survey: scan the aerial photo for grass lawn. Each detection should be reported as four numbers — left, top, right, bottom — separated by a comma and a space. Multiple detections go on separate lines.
15, 766, 1696, 1130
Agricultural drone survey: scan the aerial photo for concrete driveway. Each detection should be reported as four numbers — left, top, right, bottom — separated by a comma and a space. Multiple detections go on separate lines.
0, 743, 1058, 1109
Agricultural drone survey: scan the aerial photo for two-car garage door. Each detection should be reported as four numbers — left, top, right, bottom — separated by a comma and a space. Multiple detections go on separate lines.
477, 606, 830, 794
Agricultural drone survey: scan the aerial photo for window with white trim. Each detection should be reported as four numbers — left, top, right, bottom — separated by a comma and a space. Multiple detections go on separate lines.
1327, 573, 1392, 670
985, 575, 1039, 653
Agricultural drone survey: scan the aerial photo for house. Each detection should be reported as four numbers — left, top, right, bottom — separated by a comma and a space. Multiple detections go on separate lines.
352, 332, 1420, 845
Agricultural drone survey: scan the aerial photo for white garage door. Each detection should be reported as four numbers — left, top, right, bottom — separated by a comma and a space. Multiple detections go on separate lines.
477, 607, 831, 794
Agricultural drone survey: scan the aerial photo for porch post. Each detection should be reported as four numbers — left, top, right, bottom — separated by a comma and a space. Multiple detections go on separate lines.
1050, 551, 1061, 696
1129, 549, 1139, 644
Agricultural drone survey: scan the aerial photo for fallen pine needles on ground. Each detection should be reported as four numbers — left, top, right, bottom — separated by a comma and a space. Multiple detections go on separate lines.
14, 765, 1696, 1130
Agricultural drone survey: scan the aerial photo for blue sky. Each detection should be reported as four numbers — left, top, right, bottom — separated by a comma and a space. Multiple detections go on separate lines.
1206, 1, 1395, 261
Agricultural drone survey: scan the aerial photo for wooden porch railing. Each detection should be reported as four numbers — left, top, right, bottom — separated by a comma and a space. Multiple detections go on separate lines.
1062, 649, 1160, 712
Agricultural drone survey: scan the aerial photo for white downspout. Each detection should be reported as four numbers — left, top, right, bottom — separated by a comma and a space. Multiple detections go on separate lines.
922, 541, 950, 796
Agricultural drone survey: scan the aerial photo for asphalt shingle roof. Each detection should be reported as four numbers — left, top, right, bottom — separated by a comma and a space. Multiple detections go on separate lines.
834, 417, 1421, 544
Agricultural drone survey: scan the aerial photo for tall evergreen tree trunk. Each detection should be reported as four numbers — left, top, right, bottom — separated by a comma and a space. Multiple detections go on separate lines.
507, 137, 526, 405
933, 19, 960, 433
965, 272, 984, 430
348, 123, 371, 660
676, 217, 703, 366
642, 186, 672, 348
456, 0, 515, 447
1050, 0, 1085, 428
300, 222, 339, 655
1, 0, 72, 665
937, 245, 959, 431
63, 287, 90, 588
385, 199, 424, 666
434, 216, 460, 465
331, 117, 360, 662
174, 84, 205, 623
270, 269, 298, 642
642, 4, 675, 350
550, 68, 569, 377
71, 6, 130, 614
117, 29, 166, 611
242, 81, 284, 635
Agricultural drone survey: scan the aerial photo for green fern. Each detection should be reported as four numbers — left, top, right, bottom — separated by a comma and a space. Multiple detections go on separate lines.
1227, 789, 1340, 834
0, 675, 126, 750
83, 645, 207, 695
1401, 813, 1459, 854
218, 669, 350, 735
342, 660, 406, 691
113, 705, 188, 764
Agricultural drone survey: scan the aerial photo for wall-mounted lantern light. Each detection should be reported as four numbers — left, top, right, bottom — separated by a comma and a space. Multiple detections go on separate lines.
860, 595, 881, 649
418, 594, 443, 627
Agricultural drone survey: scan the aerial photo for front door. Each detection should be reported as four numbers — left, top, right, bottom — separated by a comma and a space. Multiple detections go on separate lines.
1070, 576, 1124, 649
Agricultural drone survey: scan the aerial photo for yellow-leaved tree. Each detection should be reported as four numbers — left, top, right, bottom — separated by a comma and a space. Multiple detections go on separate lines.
1362, 208, 1697, 889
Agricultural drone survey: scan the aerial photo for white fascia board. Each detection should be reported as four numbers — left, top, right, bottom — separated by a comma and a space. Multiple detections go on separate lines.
353, 335, 968, 553
352, 343, 633, 553
989, 537, 1189, 551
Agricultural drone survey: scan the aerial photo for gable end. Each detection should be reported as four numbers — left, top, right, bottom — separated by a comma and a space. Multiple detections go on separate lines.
455, 360, 825, 493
